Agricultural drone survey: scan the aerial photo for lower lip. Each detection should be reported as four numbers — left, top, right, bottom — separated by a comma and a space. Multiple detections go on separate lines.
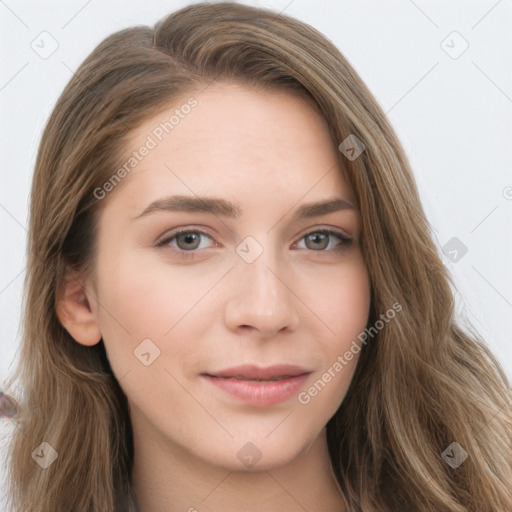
203, 374, 310, 407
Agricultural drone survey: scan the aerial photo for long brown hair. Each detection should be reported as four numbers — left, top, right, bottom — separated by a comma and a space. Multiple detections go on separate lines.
3, 2, 511, 511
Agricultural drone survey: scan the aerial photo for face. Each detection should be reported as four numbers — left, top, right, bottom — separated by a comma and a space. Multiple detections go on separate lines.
86, 82, 370, 472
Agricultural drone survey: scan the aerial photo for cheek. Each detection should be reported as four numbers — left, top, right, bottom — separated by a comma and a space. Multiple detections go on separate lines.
95, 253, 212, 337
306, 261, 370, 393
92, 251, 224, 377
297, 267, 369, 414
307, 260, 371, 344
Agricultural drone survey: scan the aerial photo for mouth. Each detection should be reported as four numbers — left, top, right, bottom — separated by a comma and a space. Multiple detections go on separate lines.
201, 364, 312, 406
209, 375, 298, 382
203, 363, 311, 381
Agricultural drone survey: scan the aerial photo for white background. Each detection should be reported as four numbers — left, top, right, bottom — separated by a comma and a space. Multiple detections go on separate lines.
1, 0, 511, 508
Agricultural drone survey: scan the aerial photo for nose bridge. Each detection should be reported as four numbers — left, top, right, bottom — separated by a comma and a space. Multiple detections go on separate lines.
225, 238, 300, 334
245, 250, 280, 308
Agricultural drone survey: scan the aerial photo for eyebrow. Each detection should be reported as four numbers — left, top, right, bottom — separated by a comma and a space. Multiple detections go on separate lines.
134, 194, 355, 222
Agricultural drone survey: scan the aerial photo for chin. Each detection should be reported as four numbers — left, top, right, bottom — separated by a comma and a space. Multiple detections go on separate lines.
198, 434, 315, 473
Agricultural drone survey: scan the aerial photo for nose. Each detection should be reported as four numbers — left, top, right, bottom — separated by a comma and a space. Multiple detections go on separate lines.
223, 247, 300, 336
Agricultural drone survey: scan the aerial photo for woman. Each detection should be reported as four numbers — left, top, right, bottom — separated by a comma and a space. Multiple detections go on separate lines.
3, 2, 511, 511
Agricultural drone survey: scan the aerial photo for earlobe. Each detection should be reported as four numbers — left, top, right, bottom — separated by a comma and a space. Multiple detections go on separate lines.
56, 276, 102, 346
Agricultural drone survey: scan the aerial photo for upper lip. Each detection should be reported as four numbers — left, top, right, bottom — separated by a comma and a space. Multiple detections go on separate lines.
203, 364, 311, 380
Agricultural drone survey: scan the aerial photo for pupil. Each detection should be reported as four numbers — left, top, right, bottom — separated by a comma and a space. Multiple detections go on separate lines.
179, 233, 199, 249
308, 233, 327, 250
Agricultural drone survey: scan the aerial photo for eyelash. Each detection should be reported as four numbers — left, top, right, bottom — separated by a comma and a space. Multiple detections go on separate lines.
155, 227, 352, 259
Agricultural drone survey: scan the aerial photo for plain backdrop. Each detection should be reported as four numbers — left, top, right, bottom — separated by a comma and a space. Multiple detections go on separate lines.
1, 0, 511, 508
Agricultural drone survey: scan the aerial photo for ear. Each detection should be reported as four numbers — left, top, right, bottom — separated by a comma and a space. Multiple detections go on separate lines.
56, 273, 102, 346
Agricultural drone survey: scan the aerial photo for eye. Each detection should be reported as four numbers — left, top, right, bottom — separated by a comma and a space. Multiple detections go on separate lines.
155, 227, 352, 258
156, 229, 215, 253
294, 229, 352, 252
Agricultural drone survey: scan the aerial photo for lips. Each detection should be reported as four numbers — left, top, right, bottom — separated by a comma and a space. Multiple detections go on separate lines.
202, 364, 312, 406
203, 364, 311, 381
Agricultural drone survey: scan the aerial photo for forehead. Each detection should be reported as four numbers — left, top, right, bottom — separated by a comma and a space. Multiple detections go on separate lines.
110, 82, 355, 210
128, 82, 333, 150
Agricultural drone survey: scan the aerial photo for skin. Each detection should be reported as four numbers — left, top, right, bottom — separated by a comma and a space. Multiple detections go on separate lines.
58, 82, 371, 512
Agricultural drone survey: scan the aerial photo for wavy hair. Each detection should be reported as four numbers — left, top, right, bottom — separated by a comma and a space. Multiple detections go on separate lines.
3, 2, 511, 511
